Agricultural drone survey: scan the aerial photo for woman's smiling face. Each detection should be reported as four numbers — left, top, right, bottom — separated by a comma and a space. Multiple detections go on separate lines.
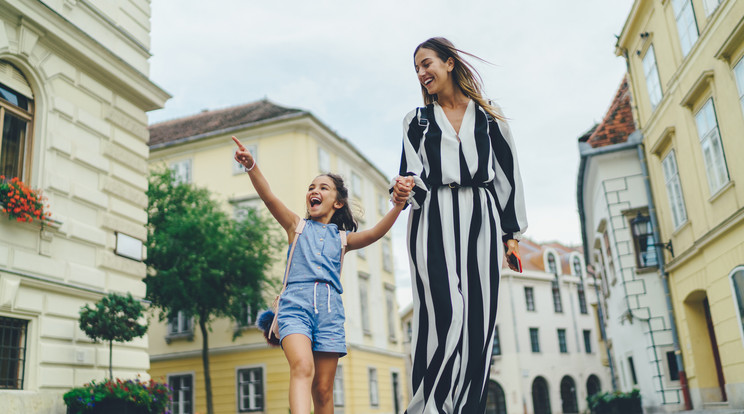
414, 47, 453, 96
306, 175, 342, 220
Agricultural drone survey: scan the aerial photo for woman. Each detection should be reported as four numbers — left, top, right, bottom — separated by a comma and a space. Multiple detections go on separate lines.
396, 37, 527, 413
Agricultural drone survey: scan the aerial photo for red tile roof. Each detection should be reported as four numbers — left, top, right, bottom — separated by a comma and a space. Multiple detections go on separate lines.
507, 239, 583, 275
148, 99, 304, 147
584, 76, 635, 148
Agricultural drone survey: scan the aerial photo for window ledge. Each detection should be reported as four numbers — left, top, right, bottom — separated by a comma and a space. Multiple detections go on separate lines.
635, 266, 659, 275
165, 331, 194, 344
672, 220, 692, 237
708, 180, 735, 203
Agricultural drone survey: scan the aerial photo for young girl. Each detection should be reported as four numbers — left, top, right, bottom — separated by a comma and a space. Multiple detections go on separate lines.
233, 136, 412, 414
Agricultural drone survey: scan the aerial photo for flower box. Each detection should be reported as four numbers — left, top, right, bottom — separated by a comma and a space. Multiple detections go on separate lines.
63, 378, 171, 414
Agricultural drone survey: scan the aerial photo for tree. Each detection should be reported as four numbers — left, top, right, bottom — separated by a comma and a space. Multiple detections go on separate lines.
78, 292, 148, 380
145, 168, 279, 414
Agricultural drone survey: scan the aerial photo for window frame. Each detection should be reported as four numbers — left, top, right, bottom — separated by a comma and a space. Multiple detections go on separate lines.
661, 150, 688, 229
694, 98, 730, 195
672, 0, 700, 57
729, 266, 744, 346
583, 329, 593, 354
524, 286, 536, 311
318, 146, 330, 173
368, 367, 379, 407
642, 44, 663, 110
734, 56, 744, 116
351, 171, 363, 198
702, 0, 722, 17
552, 276, 563, 314
236, 365, 265, 412
529, 327, 540, 353
0, 316, 29, 390
168, 372, 195, 414
382, 238, 393, 273
557, 328, 568, 354
492, 325, 501, 356
170, 159, 193, 185
385, 285, 397, 342
0, 82, 35, 182
359, 273, 371, 335
333, 364, 345, 407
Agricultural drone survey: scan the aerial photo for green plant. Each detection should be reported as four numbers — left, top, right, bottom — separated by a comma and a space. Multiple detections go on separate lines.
587, 388, 642, 414
63, 378, 171, 414
0, 175, 50, 223
79, 293, 149, 379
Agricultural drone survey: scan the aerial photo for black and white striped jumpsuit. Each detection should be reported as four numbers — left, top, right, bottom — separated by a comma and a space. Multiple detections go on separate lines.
397, 100, 527, 414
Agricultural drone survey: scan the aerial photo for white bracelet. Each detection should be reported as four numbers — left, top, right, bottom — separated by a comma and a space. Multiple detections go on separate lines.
244, 159, 256, 172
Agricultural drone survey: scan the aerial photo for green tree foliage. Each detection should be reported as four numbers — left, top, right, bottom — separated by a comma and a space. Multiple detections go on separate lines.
144, 168, 279, 414
78, 292, 148, 380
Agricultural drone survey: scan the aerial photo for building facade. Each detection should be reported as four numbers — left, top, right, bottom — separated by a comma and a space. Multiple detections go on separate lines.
617, 0, 744, 410
0, 0, 168, 412
401, 240, 610, 414
148, 99, 407, 414
577, 78, 684, 412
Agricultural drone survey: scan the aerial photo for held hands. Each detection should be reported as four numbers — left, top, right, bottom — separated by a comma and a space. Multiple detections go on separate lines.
232, 136, 255, 171
505, 239, 521, 272
392, 176, 414, 206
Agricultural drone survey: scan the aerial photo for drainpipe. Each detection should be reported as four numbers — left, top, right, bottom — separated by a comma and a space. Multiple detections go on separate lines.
636, 143, 692, 410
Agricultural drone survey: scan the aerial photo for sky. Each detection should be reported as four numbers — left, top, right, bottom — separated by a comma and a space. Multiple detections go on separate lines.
148, 0, 635, 306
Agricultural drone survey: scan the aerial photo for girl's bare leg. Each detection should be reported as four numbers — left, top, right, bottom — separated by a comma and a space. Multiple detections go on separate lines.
283, 334, 315, 414
312, 352, 339, 414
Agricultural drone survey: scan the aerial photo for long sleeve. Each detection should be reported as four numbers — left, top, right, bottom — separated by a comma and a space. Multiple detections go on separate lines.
392, 108, 429, 210
488, 106, 528, 241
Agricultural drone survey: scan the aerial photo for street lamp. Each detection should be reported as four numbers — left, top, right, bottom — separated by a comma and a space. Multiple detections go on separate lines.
630, 212, 674, 262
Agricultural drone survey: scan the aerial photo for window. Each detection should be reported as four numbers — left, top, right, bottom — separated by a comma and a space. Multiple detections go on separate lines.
385, 286, 397, 342
627, 356, 638, 385
233, 144, 257, 175
169, 374, 193, 414
378, 194, 387, 216
672, 0, 699, 57
529, 328, 540, 353
170, 159, 192, 185
392, 372, 402, 414
525, 287, 535, 311
578, 287, 588, 315
318, 147, 330, 172
232, 198, 262, 221
237, 367, 263, 412
169, 311, 192, 335
0, 317, 28, 389
662, 150, 688, 229
406, 321, 412, 343
351, 172, 363, 198
359, 274, 371, 334
546, 252, 558, 275
333, 365, 345, 407
730, 266, 744, 345
695, 99, 729, 194
382, 239, 393, 273
557, 329, 568, 353
583, 330, 592, 353
368, 367, 379, 407
642, 45, 663, 110
572, 256, 583, 277
552, 277, 563, 313
735, 57, 744, 115
703, 0, 722, 16
0, 61, 35, 181
666, 351, 680, 381
492, 326, 501, 356
237, 301, 257, 328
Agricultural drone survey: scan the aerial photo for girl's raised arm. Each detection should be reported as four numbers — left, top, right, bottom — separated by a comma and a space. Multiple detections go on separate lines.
346, 177, 413, 251
233, 136, 299, 238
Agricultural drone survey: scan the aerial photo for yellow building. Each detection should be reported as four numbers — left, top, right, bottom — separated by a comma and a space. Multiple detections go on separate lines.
148, 99, 408, 414
617, 0, 744, 409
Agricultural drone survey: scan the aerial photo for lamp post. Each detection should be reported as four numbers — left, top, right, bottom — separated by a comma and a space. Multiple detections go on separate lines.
630, 212, 674, 261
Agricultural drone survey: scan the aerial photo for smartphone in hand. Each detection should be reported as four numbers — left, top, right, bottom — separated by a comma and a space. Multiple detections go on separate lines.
507, 251, 523, 273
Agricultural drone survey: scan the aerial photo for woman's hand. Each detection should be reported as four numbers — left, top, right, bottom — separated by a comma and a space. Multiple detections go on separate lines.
392, 176, 414, 205
505, 239, 520, 272
232, 136, 255, 170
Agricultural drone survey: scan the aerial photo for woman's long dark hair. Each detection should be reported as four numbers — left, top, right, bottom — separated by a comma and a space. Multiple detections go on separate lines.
311, 173, 358, 232
414, 37, 504, 121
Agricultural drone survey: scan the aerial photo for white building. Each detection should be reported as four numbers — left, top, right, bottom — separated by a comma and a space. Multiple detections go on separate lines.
0, 0, 169, 412
401, 239, 610, 414
577, 78, 683, 412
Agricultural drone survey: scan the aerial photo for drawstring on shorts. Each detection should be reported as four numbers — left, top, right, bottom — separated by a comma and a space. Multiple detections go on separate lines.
313, 282, 332, 314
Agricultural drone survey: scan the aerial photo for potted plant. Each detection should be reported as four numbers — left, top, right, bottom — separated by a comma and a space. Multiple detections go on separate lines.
587, 388, 642, 414
0, 175, 50, 223
63, 378, 171, 414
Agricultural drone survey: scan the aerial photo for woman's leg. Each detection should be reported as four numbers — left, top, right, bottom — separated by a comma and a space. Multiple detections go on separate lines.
311, 351, 339, 414
283, 333, 315, 414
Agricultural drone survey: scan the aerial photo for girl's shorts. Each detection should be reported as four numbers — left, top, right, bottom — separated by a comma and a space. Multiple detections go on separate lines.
277, 281, 347, 357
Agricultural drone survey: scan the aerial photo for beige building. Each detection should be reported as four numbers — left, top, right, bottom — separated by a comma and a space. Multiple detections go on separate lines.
617, 0, 744, 410
0, 0, 169, 412
401, 240, 610, 414
148, 99, 407, 414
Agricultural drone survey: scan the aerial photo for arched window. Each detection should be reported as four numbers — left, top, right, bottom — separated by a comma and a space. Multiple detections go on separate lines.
546, 252, 558, 275
586, 374, 601, 398
485, 380, 507, 414
0, 61, 35, 181
532, 376, 551, 414
572, 255, 583, 277
560, 376, 578, 413
730, 266, 744, 345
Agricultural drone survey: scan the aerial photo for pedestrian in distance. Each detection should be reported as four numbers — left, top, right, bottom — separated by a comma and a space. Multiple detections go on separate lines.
233, 136, 414, 414
394, 37, 528, 413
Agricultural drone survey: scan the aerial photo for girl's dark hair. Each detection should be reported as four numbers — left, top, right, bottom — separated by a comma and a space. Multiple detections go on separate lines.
414, 37, 504, 121
312, 173, 358, 232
